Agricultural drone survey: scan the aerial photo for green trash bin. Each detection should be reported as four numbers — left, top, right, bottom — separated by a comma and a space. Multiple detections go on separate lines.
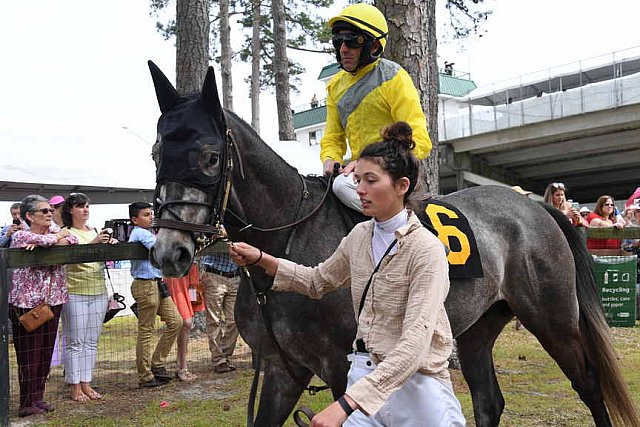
592, 255, 637, 327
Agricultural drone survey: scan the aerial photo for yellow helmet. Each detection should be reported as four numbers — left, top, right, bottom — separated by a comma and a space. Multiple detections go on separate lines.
329, 3, 388, 52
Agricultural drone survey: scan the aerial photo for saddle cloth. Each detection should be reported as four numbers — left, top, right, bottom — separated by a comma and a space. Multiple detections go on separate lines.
315, 175, 484, 280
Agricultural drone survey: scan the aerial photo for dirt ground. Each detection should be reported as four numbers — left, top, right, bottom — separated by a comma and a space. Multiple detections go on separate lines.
8, 334, 254, 426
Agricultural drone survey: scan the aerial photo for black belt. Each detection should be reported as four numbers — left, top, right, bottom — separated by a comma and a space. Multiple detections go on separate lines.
134, 277, 162, 282
355, 338, 368, 353
203, 266, 240, 278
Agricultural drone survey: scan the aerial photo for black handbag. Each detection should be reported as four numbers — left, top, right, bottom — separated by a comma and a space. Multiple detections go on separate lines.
103, 264, 127, 323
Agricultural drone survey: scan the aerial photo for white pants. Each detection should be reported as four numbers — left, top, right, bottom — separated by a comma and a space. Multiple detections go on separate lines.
333, 173, 362, 212
62, 293, 108, 384
344, 354, 466, 427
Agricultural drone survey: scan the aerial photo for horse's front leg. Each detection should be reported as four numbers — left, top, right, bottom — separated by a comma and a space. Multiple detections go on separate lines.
254, 360, 314, 427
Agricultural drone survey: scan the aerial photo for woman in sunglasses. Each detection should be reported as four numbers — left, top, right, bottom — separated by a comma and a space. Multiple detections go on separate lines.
543, 182, 587, 227
60, 193, 117, 402
320, 3, 431, 213
8, 195, 78, 417
585, 195, 626, 250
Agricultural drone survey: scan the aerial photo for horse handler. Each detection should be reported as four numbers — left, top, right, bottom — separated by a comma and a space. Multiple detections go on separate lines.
230, 122, 465, 426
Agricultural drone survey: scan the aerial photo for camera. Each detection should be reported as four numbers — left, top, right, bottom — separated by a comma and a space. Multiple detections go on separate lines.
102, 228, 113, 238
12, 219, 21, 226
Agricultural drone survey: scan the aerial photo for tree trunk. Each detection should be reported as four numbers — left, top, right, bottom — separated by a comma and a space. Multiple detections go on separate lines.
250, 0, 262, 132
219, 0, 234, 110
375, 0, 439, 194
271, 0, 295, 140
175, 0, 210, 95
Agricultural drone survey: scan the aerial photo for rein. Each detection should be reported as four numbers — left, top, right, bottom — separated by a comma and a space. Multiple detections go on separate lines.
227, 172, 334, 233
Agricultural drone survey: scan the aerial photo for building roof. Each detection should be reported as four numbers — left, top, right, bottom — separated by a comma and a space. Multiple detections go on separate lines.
318, 63, 340, 80
296, 64, 477, 129
317, 63, 477, 98
439, 74, 477, 97
0, 181, 153, 204
293, 105, 327, 130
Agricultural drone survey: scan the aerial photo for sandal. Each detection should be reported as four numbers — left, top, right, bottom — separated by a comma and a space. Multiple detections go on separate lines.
176, 368, 198, 382
84, 389, 102, 400
71, 392, 89, 403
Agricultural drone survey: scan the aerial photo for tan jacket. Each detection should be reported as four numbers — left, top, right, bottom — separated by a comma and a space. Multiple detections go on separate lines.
273, 211, 454, 415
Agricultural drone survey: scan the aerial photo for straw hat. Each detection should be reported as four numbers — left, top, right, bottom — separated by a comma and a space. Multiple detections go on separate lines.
511, 185, 532, 196
579, 206, 591, 214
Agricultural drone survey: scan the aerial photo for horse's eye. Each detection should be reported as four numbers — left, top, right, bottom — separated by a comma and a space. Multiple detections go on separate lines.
198, 146, 220, 177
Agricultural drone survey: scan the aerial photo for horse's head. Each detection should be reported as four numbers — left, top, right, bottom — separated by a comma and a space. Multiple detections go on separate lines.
147, 61, 229, 276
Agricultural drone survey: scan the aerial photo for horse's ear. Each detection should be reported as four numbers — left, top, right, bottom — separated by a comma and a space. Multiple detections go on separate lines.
200, 66, 224, 120
148, 60, 180, 114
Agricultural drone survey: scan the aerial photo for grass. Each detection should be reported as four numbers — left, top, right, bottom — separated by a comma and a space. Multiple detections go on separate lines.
10, 319, 640, 426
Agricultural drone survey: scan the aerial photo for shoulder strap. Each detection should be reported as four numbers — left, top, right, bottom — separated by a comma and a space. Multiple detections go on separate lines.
357, 239, 397, 319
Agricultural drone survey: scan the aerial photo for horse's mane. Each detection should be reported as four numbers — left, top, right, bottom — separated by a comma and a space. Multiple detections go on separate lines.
223, 110, 304, 179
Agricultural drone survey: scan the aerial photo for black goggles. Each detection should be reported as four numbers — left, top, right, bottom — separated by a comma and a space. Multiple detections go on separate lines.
332, 33, 366, 50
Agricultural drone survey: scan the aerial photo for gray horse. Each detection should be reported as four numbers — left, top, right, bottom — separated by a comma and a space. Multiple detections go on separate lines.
147, 62, 638, 427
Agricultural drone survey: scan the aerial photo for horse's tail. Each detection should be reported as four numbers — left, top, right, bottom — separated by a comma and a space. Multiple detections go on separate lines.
543, 205, 640, 426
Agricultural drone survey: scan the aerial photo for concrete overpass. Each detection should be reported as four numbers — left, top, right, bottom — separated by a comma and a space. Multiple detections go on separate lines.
439, 46, 640, 203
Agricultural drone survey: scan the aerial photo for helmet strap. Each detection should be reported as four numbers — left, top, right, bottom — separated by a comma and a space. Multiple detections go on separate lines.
336, 35, 379, 74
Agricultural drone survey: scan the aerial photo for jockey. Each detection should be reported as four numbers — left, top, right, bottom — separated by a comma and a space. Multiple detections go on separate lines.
320, 3, 432, 212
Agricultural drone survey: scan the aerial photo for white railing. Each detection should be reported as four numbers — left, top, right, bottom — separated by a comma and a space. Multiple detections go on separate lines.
440, 46, 640, 140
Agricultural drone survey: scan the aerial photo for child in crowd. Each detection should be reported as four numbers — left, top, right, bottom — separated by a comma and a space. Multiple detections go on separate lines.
128, 202, 182, 388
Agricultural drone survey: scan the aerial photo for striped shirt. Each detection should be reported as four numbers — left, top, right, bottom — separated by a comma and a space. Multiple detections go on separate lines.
273, 211, 453, 416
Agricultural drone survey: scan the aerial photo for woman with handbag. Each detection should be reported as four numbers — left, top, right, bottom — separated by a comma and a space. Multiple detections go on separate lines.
230, 122, 465, 426
60, 193, 118, 402
9, 195, 78, 417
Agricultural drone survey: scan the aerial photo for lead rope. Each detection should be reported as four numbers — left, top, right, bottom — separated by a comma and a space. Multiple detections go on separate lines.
228, 240, 330, 427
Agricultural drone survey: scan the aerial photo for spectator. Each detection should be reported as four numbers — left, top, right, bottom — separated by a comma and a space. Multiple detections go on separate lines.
542, 182, 586, 226
49, 195, 65, 230
311, 93, 319, 108
61, 193, 117, 402
0, 202, 27, 247
621, 203, 640, 320
321, 4, 431, 212
622, 204, 640, 248
128, 202, 182, 388
579, 206, 591, 220
199, 228, 240, 374
510, 185, 532, 197
164, 263, 204, 381
585, 195, 625, 250
9, 195, 78, 417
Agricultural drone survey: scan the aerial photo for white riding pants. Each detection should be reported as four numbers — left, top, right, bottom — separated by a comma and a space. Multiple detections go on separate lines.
62, 292, 108, 384
333, 173, 362, 212
344, 353, 466, 427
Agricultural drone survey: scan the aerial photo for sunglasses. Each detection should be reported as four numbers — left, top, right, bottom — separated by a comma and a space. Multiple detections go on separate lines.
551, 182, 565, 190
35, 208, 55, 215
603, 203, 614, 206
332, 33, 366, 50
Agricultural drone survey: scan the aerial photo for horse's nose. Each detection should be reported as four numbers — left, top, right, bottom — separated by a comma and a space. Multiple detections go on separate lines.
149, 239, 193, 277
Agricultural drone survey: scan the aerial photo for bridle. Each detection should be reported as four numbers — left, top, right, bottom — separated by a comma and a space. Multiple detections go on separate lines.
153, 123, 336, 252
152, 127, 235, 252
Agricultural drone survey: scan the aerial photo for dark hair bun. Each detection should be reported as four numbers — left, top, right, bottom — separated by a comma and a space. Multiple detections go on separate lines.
381, 121, 415, 151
